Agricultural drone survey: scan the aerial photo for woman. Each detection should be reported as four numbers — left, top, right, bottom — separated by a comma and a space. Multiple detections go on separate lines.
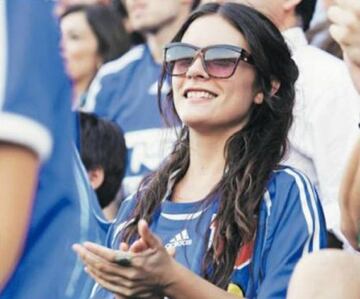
60, 4, 130, 109
74, 3, 327, 298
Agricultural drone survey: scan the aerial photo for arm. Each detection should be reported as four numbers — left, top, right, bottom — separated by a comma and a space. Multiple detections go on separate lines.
74, 220, 243, 299
328, 0, 360, 92
339, 137, 360, 248
328, 0, 360, 247
0, 143, 39, 289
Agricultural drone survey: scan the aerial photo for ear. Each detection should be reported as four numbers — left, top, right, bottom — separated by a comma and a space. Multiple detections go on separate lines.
88, 167, 105, 190
283, 0, 302, 12
253, 80, 280, 104
254, 91, 264, 104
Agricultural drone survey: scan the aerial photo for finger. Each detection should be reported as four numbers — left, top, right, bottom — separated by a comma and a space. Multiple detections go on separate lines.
87, 264, 130, 286
86, 266, 124, 295
88, 267, 157, 299
73, 244, 132, 277
83, 241, 119, 263
137, 219, 163, 249
333, 0, 360, 12
328, 5, 356, 27
72, 243, 107, 266
129, 239, 149, 253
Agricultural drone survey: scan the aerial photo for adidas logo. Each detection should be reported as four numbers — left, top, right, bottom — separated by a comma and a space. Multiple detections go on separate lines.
165, 229, 192, 249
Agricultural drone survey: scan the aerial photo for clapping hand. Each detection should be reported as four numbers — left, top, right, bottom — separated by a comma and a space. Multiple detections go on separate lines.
73, 220, 176, 299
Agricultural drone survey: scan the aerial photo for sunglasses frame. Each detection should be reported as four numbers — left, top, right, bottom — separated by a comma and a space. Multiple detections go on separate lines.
164, 42, 254, 79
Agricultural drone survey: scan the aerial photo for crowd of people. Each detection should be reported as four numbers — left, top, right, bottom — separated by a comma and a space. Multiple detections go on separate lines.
0, 0, 359, 298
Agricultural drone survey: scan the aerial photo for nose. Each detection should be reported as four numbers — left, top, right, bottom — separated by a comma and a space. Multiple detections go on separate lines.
186, 55, 209, 79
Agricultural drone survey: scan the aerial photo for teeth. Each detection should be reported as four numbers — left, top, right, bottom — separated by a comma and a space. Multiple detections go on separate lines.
186, 91, 215, 99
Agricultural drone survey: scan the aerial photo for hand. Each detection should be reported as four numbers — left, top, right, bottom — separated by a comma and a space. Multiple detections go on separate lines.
328, 0, 360, 65
73, 220, 176, 298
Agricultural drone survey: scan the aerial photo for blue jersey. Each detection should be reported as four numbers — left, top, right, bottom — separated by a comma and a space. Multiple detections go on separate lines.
91, 167, 327, 299
83, 44, 175, 195
0, 2, 108, 298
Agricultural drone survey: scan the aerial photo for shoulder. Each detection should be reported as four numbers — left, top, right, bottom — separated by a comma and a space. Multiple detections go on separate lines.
115, 194, 138, 223
96, 44, 146, 80
0, 1, 70, 162
82, 45, 147, 112
109, 194, 138, 244
265, 166, 318, 213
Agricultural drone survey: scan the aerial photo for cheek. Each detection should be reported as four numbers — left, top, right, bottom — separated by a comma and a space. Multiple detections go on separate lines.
224, 75, 257, 111
171, 77, 183, 99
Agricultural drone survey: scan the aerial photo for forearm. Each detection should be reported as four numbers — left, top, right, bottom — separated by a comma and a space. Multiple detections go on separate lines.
165, 260, 243, 299
0, 144, 39, 289
340, 137, 360, 214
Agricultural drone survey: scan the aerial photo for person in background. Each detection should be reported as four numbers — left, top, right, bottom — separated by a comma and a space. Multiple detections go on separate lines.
287, 1, 360, 298
79, 112, 127, 220
55, 0, 112, 16
111, 0, 145, 45
81, 0, 200, 196
306, 0, 342, 58
60, 4, 130, 109
0, 1, 107, 298
74, 3, 327, 299
330, 0, 360, 248
209, 0, 360, 248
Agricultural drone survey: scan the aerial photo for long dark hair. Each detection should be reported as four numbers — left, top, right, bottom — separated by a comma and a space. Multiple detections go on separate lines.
123, 3, 299, 289
60, 4, 130, 63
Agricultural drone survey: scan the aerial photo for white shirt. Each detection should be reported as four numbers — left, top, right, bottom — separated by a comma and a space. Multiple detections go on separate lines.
282, 27, 360, 237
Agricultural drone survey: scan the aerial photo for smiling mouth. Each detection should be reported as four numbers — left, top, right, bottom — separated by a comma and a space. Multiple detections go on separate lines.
185, 90, 218, 99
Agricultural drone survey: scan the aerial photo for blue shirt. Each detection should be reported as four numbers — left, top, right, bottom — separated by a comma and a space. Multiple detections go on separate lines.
91, 167, 327, 299
0, 2, 108, 298
83, 44, 175, 195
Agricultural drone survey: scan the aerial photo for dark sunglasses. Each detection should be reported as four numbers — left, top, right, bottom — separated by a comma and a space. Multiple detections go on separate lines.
164, 42, 254, 79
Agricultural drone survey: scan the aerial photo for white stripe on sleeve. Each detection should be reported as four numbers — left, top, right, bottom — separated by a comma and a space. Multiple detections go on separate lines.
0, 112, 52, 162
284, 168, 321, 255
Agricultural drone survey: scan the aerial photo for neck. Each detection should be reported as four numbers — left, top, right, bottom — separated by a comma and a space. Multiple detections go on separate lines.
278, 14, 302, 31
146, 9, 190, 64
172, 129, 230, 202
72, 75, 93, 102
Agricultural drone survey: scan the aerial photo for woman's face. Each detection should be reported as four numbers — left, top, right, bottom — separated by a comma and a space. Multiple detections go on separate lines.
60, 11, 102, 85
172, 15, 262, 135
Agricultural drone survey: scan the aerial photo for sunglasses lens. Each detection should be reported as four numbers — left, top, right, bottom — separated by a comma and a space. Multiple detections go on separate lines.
165, 44, 244, 78
205, 48, 239, 78
165, 45, 196, 76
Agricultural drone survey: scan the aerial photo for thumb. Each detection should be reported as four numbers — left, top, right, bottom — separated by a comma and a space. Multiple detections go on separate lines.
138, 219, 162, 249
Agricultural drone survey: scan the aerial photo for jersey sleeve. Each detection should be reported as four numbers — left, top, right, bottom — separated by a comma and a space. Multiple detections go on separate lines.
254, 168, 328, 299
0, 1, 72, 162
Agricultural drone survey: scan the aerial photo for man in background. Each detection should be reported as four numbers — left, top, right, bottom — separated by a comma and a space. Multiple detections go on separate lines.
82, 0, 200, 195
